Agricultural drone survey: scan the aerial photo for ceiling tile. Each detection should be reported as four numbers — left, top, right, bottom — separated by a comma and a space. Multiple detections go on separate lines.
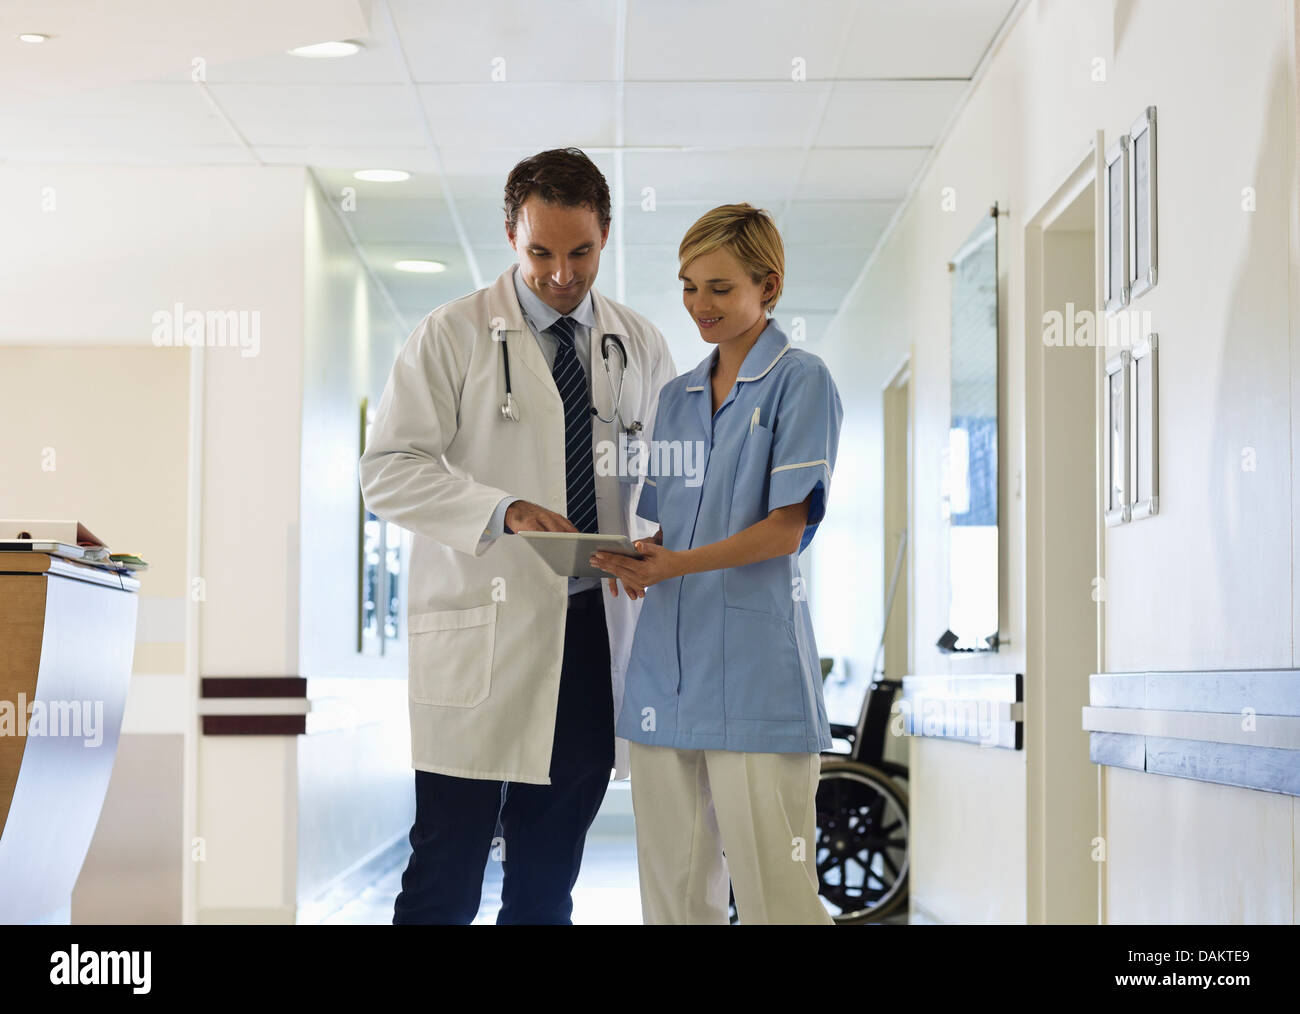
780, 200, 896, 244
416, 83, 616, 148
624, 82, 831, 148
624, 0, 850, 82
623, 148, 804, 205
797, 147, 929, 200
815, 80, 968, 148
212, 83, 424, 147
389, 0, 618, 82
836, 0, 1018, 78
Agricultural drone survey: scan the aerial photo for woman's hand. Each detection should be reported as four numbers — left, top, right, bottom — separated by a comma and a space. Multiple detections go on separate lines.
592, 540, 680, 600
605, 575, 646, 600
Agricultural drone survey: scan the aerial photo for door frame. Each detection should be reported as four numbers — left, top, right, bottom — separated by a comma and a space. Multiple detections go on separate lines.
1022, 132, 1107, 924
881, 354, 913, 682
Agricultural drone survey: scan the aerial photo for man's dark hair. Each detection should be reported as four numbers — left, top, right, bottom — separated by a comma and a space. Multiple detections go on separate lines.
503, 147, 611, 237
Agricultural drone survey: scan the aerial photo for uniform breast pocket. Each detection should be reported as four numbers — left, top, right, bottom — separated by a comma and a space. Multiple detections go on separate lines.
408, 603, 497, 708
729, 421, 773, 533
722, 605, 805, 721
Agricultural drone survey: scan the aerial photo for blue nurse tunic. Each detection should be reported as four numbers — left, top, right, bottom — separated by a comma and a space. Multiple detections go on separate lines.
616, 319, 844, 753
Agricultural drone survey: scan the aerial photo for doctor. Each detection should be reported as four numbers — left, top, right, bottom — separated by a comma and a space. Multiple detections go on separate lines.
358, 147, 675, 924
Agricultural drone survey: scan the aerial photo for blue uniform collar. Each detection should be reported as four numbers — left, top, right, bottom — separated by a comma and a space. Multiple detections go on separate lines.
512, 264, 596, 334
684, 318, 790, 394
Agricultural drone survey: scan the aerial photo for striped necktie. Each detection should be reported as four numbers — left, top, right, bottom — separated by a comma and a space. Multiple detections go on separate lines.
547, 315, 599, 533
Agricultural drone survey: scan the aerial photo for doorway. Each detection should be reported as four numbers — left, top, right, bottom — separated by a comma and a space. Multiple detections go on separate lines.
1023, 141, 1105, 924
880, 358, 911, 773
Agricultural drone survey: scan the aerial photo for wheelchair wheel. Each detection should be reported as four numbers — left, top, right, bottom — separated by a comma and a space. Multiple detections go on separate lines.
815, 759, 909, 923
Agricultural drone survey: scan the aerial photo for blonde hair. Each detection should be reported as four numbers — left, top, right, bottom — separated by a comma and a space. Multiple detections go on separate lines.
678, 203, 785, 312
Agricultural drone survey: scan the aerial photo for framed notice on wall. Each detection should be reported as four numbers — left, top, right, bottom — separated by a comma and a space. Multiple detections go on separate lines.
1129, 106, 1158, 299
1103, 136, 1130, 315
1129, 334, 1159, 519
1104, 350, 1131, 527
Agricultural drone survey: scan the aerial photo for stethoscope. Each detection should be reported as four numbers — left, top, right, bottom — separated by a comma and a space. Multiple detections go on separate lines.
499, 330, 643, 434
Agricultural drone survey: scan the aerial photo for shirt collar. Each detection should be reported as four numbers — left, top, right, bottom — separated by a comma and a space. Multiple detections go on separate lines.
684, 318, 790, 391
512, 265, 596, 335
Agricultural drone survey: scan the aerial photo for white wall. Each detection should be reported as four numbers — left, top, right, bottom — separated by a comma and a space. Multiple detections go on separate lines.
0, 164, 420, 922
0, 164, 308, 923
812, 0, 1298, 923
0, 344, 191, 923
294, 176, 414, 911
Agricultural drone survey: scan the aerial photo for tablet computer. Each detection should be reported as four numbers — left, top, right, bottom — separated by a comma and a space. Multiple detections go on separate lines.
517, 531, 643, 579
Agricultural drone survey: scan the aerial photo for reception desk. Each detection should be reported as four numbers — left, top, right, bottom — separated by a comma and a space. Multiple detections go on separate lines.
0, 551, 139, 923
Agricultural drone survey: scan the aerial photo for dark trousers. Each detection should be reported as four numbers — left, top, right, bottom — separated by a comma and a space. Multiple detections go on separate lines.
393, 586, 614, 925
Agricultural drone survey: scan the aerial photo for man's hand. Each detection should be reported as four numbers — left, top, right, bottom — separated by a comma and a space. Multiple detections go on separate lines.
505, 500, 579, 534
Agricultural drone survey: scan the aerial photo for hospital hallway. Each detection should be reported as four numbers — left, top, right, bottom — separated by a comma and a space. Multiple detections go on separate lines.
2, 0, 1299, 980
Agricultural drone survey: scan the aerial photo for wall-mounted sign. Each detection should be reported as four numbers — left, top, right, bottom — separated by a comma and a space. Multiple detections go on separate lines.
1104, 350, 1131, 526
1129, 106, 1158, 300
1130, 334, 1159, 519
1104, 136, 1130, 315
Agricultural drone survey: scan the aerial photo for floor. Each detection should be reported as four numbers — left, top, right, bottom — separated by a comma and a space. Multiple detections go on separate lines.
310, 782, 907, 926
317, 834, 643, 925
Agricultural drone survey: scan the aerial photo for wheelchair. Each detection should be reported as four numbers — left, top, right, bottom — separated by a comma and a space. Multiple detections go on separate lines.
815, 664, 910, 923
727, 661, 911, 925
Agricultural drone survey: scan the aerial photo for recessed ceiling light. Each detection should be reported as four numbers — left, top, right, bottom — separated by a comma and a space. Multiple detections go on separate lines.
354, 169, 410, 183
289, 40, 362, 58
395, 260, 446, 274
18, 33, 49, 43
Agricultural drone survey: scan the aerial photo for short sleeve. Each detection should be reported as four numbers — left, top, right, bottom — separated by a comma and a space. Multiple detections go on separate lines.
768, 361, 844, 552
636, 472, 658, 524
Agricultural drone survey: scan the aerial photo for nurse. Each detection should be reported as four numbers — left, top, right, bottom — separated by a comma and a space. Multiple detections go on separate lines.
591, 204, 843, 925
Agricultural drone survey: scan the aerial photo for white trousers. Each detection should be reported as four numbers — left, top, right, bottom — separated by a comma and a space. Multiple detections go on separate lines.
628, 741, 835, 925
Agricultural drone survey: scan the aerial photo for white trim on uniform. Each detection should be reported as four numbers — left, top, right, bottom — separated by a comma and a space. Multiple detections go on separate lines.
771, 459, 829, 475
738, 343, 791, 382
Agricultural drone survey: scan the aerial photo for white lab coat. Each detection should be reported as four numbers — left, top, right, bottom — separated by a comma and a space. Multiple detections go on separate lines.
359, 266, 677, 785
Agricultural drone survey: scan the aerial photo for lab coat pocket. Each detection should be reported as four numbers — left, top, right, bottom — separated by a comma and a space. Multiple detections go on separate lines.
729, 421, 774, 533
722, 605, 804, 721
408, 603, 497, 708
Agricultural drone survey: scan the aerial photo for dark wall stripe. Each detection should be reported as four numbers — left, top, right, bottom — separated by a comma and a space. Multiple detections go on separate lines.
203, 715, 306, 736
201, 677, 308, 699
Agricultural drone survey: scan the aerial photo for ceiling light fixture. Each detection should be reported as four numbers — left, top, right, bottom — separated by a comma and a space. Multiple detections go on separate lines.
289, 40, 362, 58
18, 33, 49, 43
395, 260, 446, 274
354, 169, 410, 183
